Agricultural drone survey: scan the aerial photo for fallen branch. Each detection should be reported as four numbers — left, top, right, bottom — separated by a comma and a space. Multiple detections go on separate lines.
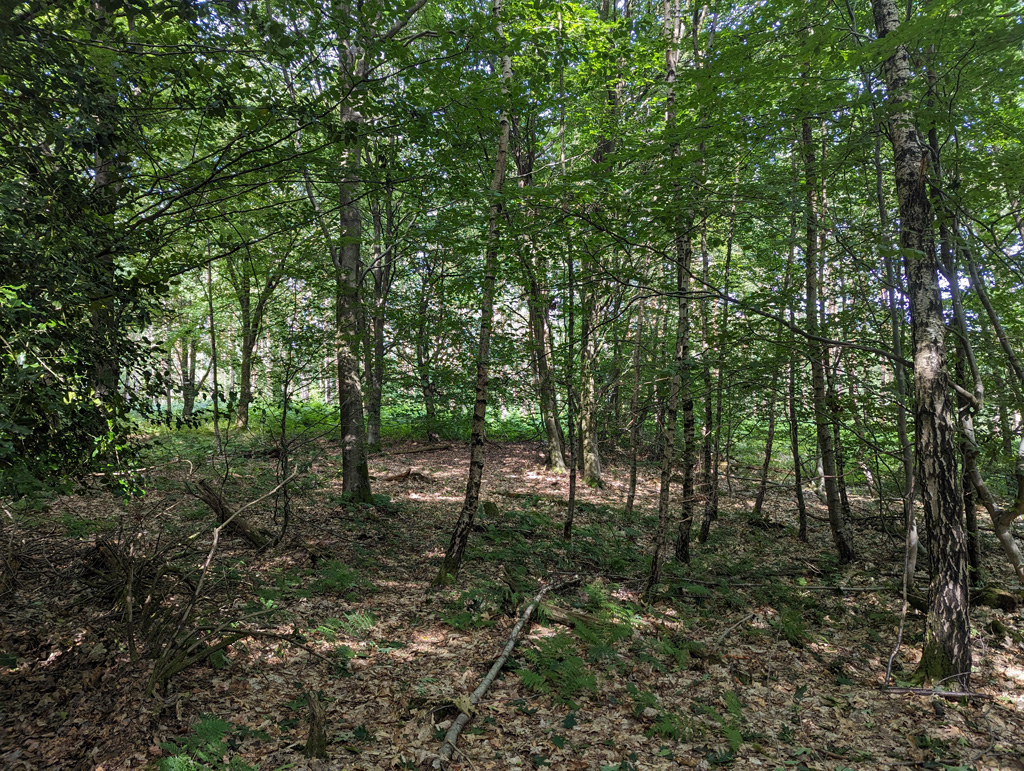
373, 467, 436, 483
503, 491, 567, 503
193, 480, 281, 549
716, 613, 754, 644
435, 575, 581, 768
882, 686, 993, 702
384, 444, 452, 456
375, 467, 411, 482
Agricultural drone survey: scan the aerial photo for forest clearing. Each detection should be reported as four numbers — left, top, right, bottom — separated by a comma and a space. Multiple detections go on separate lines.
2, 436, 1023, 770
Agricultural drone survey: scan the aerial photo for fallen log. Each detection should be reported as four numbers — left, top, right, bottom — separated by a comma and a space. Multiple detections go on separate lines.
194, 481, 272, 549
503, 491, 567, 503
384, 444, 452, 456
435, 575, 581, 768
373, 467, 436, 483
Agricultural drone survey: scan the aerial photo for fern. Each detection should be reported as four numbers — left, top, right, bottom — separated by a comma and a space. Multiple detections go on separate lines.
519, 633, 597, 707
160, 714, 258, 771
722, 724, 743, 753
646, 712, 693, 741
310, 560, 368, 599
337, 610, 377, 637
626, 684, 658, 717
655, 638, 694, 670
518, 669, 550, 694
724, 691, 745, 722
777, 606, 809, 647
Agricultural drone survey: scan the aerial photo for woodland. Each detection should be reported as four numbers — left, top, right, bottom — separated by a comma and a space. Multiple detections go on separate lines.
2, 0, 1024, 769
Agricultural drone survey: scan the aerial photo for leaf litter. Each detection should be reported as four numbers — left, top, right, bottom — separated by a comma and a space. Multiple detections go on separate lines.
1, 440, 1022, 770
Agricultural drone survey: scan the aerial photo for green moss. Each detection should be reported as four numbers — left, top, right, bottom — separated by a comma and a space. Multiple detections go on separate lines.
911, 640, 955, 686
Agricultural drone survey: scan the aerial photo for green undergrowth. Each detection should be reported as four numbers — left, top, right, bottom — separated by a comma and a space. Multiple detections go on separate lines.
159, 714, 265, 771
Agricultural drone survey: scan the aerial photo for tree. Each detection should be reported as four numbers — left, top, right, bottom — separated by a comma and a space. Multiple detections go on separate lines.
435, 0, 513, 584
871, 0, 970, 687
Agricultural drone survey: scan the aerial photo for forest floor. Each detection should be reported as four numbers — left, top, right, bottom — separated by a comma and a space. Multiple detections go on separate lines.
2, 437, 1024, 771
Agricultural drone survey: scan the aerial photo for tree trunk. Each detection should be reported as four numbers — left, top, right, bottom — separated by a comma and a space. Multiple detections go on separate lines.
872, 0, 970, 687
365, 191, 395, 449
643, 255, 684, 598
579, 289, 603, 488
416, 271, 437, 425
625, 300, 645, 518
875, 127, 917, 589
434, 0, 510, 583
752, 393, 776, 519
643, 9, 688, 595
802, 116, 855, 564
333, 48, 373, 503
699, 180, 736, 544
673, 224, 696, 562
788, 339, 808, 541
527, 260, 566, 472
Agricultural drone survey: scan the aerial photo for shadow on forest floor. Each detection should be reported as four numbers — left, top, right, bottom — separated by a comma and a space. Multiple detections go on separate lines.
2, 438, 1023, 770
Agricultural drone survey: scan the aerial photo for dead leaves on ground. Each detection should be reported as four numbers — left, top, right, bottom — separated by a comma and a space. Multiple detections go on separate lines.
1, 441, 1022, 770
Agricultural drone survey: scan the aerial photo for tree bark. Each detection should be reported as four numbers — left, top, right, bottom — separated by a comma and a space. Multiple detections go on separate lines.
434, 0, 510, 582
752, 393, 776, 520
625, 299, 645, 517
578, 289, 603, 487
672, 224, 696, 562
801, 116, 855, 564
528, 271, 567, 472
333, 46, 373, 503
365, 185, 396, 449
872, 0, 970, 688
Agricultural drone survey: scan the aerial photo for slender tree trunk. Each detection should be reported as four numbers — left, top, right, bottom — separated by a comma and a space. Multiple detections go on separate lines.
333, 51, 373, 502
956, 250, 1024, 583
873, 0, 969, 687
527, 262, 567, 472
237, 330, 255, 428
625, 300, 645, 517
644, 256, 684, 598
699, 182, 736, 543
752, 393, 776, 519
700, 219, 714, 528
673, 225, 696, 562
802, 116, 855, 564
826, 360, 853, 524
579, 289, 603, 487
416, 271, 437, 425
365, 193, 394, 449
877, 132, 917, 589
434, 0, 510, 581
644, 8, 687, 595
788, 338, 808, 540
206, 262, 222, 455
336, 181, 373, 502
564, 254, 579, 540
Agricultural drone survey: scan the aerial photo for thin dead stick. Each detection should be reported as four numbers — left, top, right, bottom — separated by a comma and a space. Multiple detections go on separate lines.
435, 575, 581, 768
716, 612, 754, 645
883, 686, 993, 702
180, 470, 299, 633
